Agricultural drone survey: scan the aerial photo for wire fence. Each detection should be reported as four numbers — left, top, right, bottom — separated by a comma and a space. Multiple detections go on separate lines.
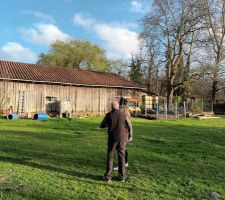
142, 97, 214, 119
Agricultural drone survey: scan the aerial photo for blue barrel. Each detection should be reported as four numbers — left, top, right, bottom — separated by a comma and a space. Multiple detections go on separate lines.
7, 113, 18, 120
33, 113, 49, 120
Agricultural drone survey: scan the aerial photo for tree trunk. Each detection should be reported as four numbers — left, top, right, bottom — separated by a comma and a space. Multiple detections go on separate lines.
167, 88, 174, 111
211, 61, 220, 103
212, 79, 218, 104
147, 64, 152, 93
167, 76, 175, 111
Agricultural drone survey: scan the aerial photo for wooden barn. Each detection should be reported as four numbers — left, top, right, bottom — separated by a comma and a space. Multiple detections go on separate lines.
0, 60, 144, 118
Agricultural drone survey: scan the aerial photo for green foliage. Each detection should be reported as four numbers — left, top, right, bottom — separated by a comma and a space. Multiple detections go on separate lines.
37, 40, 109, 71
0, 117, 224, 199
129, 57, 143, 84
173, 96, 182, 103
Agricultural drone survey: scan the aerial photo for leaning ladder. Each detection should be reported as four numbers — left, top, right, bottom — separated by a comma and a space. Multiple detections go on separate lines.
17, 90, 25, 117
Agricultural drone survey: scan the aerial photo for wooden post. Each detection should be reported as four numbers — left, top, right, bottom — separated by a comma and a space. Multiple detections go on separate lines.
165, 99, 168, 119
184, 101, 186, 118
175, 101, 178, 118
211, 100, 214, 113
144, 96, 147, 116
135, 100, 137, 117
156, 101, 159, 119
202, 99, 204, 113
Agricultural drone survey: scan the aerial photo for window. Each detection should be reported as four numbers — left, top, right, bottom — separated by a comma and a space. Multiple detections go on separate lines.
46, 96, 57, 102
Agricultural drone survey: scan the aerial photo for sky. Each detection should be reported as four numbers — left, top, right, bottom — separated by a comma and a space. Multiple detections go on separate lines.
0, 0, 151, 64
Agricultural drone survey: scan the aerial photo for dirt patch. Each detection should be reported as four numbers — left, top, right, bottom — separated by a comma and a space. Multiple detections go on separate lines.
0, 177, 8, 183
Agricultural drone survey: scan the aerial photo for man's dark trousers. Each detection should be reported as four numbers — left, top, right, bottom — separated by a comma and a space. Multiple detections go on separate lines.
105, 140, 126, 180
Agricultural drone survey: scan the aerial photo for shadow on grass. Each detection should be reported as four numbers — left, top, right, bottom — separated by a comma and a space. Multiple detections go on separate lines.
0, 155, 103, 182
0, 155, 134, 197
0, 127, 106, 183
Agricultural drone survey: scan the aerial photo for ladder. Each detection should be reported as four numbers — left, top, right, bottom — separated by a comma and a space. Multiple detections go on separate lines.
17, 90, 25, 116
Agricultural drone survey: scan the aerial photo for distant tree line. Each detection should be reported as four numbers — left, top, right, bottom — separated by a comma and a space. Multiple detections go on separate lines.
138, 0, 225, 109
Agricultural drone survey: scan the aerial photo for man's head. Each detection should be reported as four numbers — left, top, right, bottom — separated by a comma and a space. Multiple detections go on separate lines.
111, 101, 119, 110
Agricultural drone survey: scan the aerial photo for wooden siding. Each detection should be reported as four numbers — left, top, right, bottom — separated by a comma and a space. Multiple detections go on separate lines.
0, 80, 142, 117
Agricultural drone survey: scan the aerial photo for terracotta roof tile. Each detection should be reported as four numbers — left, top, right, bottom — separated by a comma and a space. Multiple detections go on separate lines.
0, 60, 143, 89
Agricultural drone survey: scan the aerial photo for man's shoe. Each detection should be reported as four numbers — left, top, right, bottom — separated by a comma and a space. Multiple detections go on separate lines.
118, 178, 126, 182
102, 176, 111, 182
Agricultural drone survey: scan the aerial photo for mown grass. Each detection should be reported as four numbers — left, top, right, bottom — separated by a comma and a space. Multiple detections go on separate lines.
0, 117, 224, 200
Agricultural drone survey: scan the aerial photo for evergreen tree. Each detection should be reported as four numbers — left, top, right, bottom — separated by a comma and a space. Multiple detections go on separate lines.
129, 55, 143, 85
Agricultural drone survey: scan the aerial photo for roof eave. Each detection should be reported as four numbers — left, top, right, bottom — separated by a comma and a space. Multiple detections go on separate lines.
0, 78, 145, 90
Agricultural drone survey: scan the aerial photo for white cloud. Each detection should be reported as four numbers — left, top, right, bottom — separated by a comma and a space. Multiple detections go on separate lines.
95, 24, 139, 58
73, 13, 95, 28
20, 23, 71, 46
73, 13, 139, 59
21, 10, 55, 23
0, 42, 37, 63
130, 1, 144, 13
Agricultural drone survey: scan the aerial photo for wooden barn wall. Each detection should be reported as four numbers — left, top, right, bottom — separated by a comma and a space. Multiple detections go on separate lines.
0, 80, 141, 117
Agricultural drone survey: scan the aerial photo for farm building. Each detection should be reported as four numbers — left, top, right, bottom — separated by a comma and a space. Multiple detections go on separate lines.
0, 60, 145, 118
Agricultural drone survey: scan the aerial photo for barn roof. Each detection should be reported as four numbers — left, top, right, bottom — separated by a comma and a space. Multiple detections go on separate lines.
0, 60, 144, 89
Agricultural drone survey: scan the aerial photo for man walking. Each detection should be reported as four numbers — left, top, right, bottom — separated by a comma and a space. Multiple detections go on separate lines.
100, 101, 129, 182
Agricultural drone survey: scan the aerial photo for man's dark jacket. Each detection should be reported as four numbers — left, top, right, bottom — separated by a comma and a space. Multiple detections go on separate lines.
100, 109, 129, 142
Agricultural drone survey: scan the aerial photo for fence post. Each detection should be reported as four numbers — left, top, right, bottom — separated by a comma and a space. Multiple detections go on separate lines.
184, 101, 186, 118
145, 98, 147, 116
135, 101, 137, 117
202, 99, 204, 113
175, 102, 178, 118
211, 100, 214, 113
165, 100, 168, 119
156, 100, 159, 119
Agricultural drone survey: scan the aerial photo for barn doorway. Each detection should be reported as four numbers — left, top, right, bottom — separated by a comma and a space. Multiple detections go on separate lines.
45, 96, 58, 117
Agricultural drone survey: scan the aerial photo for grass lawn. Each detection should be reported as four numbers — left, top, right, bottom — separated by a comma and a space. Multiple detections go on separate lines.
0, 116, 224, 200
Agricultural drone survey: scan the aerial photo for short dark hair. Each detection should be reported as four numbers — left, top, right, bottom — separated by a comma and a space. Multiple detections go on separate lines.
119, 97, 128, 106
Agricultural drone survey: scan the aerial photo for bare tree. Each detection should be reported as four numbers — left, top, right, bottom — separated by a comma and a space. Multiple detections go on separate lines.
202, 0, 225, 103
140, 36, 161, 95
142, 0, 202, 109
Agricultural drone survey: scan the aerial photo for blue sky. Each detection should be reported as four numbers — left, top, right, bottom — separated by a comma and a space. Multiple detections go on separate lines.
0, 0, 150, 63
